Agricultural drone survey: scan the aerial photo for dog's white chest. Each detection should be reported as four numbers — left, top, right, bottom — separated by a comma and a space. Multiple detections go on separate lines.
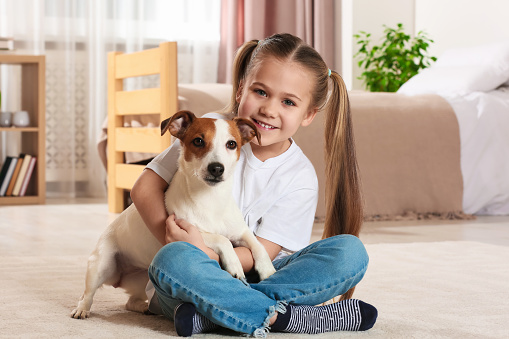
164, 172, 245, 238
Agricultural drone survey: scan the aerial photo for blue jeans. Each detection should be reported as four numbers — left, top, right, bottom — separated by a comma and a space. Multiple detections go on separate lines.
148, 235, 369, 337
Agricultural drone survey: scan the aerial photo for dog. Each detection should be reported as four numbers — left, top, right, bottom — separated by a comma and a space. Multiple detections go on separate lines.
71, 111, 276, 319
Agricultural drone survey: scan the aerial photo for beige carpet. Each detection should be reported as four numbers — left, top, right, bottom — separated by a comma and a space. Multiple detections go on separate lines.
1, 241, 507, 338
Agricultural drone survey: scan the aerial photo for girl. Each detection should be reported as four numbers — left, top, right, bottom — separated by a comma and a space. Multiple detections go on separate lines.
131, 33, 377, 337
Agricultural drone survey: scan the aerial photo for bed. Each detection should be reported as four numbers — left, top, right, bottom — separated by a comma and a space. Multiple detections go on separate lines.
100, 41, 509, 219
397, 40, 509, 216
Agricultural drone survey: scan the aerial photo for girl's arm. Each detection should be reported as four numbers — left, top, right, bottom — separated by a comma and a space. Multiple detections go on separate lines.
234, 237, 282, 272
130, 168, 169, 245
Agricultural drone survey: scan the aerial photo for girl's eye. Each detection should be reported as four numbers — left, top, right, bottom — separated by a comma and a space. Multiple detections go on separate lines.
192, 138, 205, 147
226, 140, 237, 150
255, 89, 267, 97
283, 99, 296, 106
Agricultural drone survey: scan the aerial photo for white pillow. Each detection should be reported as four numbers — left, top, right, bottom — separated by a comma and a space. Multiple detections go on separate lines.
434, 40, 509, 68
397, 65, 509, 96
398, 40, 509, 96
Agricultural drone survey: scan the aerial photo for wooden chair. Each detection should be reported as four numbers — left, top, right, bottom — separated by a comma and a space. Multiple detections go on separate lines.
107, 42, 178, 213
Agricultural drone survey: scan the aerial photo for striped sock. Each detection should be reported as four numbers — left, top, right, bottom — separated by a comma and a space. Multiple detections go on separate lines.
174, 303, 218, 337
271, 299, 377, 334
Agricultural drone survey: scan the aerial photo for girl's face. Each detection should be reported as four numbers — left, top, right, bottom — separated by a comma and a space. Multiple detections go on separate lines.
236, 57, 318, 160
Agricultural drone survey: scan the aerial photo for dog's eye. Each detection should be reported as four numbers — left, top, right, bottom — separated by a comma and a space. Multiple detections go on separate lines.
226, 140, 237, 150
192, 138, 204, 147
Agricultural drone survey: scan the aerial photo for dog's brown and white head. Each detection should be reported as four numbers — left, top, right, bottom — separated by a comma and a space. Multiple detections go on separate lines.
161, 110, 260, 186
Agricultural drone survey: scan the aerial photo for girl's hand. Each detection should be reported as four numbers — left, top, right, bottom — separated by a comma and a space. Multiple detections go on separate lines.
165, 215, 220, 262
165, 214, 205, 247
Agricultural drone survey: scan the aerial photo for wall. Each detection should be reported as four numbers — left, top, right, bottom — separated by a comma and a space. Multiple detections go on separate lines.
346, 0, 509, 90
349, 0, 415, 90
415, 0, 509, 58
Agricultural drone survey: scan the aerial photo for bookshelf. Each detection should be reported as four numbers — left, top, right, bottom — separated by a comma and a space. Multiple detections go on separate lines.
0, 54, 45, 205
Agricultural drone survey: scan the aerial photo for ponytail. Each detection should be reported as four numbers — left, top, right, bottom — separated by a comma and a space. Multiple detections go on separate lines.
323, 71, 363, 301
224, 39, 259, 115
323, 71, 363, 239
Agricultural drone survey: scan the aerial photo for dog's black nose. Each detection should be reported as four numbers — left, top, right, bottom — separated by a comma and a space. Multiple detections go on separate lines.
208, 162, 224, 178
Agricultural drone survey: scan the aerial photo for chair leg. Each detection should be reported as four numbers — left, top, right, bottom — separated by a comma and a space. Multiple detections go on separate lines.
124, 190, 133, 208
108, 186, 125, 213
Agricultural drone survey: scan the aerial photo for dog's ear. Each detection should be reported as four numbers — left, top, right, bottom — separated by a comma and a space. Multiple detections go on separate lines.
161, 110, 196, 139
234, 118, 261, 146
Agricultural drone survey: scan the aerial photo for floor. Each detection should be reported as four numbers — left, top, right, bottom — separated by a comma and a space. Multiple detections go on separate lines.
1, 198, 508, 338
1, 198, 508, 259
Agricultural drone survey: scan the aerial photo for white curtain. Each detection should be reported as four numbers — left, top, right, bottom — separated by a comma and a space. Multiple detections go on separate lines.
0, 0, 220, 198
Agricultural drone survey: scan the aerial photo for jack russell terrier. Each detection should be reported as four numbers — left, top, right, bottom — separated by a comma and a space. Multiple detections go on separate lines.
71, 111, 276, 319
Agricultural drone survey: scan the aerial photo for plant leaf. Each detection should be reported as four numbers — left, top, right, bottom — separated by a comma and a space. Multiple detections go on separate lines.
353, 23, 436, 92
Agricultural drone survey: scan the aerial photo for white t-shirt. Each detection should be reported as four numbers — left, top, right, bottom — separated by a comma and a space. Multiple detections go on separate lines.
146, 113, 318, 256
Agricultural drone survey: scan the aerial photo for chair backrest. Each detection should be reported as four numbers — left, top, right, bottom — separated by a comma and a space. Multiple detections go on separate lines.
107, 42, 178, 213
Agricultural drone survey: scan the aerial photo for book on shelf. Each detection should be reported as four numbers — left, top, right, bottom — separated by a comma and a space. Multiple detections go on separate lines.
5, 154, 25, 196
12, 154, 32, 196
0, 156, 18, 196
0, 154, 37, 197
19, 156, 37, 196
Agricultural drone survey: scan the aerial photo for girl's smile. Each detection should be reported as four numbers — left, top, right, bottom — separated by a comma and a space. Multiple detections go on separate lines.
252, 118, 277, 130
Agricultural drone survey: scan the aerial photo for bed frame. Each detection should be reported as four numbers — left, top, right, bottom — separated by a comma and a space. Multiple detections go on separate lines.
107, 42, 178, 213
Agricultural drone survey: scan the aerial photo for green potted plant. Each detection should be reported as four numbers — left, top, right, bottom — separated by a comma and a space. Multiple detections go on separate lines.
354, 23, 436, 92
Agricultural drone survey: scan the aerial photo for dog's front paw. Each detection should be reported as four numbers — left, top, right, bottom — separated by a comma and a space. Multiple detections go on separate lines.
256, 261, 276, 281
222, 256, 246, 280
227, 265, 246, 280
71, 307, 90, 319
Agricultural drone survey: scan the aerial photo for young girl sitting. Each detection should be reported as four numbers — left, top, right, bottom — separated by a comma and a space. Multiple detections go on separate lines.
131, 33, 377, 337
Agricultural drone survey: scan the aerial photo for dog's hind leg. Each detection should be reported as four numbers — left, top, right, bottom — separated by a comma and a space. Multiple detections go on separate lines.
122, 269, 150, 314
71, 242, 120, 319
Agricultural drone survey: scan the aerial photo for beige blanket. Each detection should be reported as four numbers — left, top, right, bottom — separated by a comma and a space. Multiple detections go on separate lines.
296, 91, 467, 220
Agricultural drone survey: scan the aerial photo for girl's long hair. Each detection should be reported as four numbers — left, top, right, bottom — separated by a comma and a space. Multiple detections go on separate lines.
228, 34, 363, 300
